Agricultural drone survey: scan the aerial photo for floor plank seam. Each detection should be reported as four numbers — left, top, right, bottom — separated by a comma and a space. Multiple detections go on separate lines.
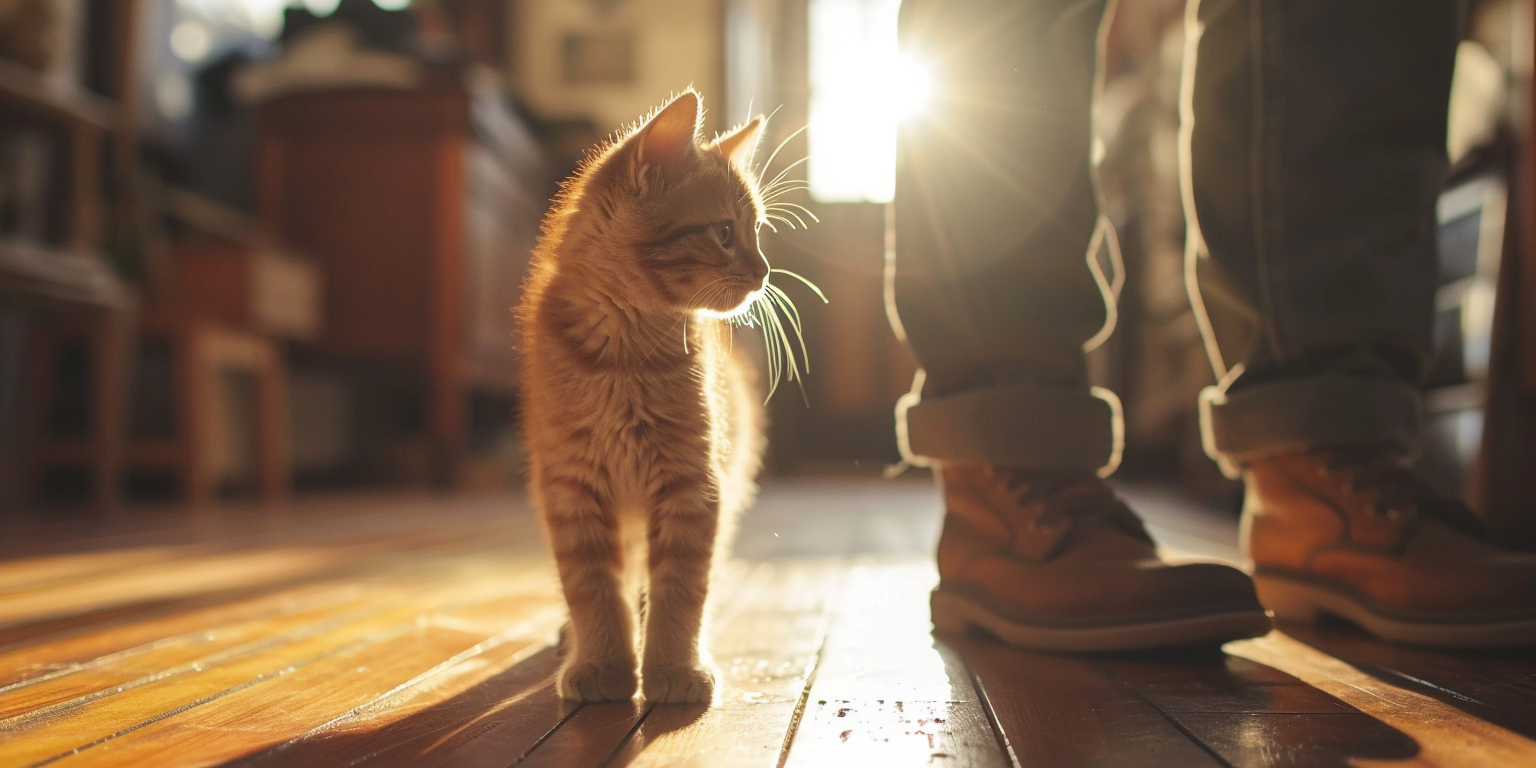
0, 590, 407, 706
0, 566, 463, 683
0, 560, 452, 649
598, 702, 656, 767
963, 656, 1020, 768
508, 702, 589, 767
1095, 660, 1236, 768
20, 628, 410, 768
773, 576, 841, 768
0, 583, 536, 731
0, 604, 401, 730
236, 619, 563, 766
1383, 665, 1491, 705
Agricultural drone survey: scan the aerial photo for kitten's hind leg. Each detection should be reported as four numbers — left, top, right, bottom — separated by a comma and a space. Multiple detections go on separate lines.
642, 474, 720, 704
542, 479, 639, 702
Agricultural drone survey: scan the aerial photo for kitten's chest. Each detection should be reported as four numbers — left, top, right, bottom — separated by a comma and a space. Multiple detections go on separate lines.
577, 358, 714, 441
534, 315, 728, 467
593, 362, 718, 510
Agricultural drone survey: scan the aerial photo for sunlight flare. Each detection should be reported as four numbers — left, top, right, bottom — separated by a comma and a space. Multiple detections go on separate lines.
807, 0, 929, 203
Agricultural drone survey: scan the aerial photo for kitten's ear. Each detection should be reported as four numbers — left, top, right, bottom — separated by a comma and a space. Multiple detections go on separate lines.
635, 90, 702, 169
710, 116, 764, 166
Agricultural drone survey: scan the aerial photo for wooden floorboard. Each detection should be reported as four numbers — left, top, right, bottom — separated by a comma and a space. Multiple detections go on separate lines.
1105, 652, 1420, 767
622, 561, 844, 768
1230, 632, 1536, 768
239, 640, 572, 767
781, 562, 1009, 768
1278, 622, 1536, 741
1, 477, 1534, 767
949, 637, 1228, 768
6, 576, 557, 766
329, 561, 756, 767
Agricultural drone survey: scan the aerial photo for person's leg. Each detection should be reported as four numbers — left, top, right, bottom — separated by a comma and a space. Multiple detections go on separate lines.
892, 0, 1116, 473
895, 0, 1269, 651
1184, 0, 1536, 647
1184, 0, 1446, 463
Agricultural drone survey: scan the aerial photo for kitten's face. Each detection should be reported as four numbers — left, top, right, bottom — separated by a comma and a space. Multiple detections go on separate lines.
587, 92, 770, 316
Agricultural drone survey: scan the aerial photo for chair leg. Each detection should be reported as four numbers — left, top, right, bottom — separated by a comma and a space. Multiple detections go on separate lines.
179, 326, 218, 507
19, 325, 56, 507
89, 311, 132, 513
255, 342, 291, 501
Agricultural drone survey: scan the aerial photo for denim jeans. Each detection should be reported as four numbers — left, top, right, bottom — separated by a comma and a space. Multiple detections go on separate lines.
890, 0, 1461, 472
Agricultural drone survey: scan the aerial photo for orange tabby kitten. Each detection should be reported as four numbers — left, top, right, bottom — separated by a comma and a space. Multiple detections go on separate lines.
517, 90, 768, 704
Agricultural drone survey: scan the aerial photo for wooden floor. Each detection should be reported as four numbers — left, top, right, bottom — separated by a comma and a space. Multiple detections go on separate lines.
1, 477, 1535, 767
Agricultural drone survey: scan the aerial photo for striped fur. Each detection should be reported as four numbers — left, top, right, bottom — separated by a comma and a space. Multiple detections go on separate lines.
517, 91, 768, 704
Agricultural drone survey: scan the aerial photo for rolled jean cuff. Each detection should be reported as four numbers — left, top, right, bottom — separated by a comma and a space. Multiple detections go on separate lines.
897, 383, 1123, 474
1200, 375, 1422, 469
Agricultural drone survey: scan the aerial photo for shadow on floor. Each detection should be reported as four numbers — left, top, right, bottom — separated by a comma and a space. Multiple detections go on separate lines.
227, 644, 706, 767
942, 629, 1421, 768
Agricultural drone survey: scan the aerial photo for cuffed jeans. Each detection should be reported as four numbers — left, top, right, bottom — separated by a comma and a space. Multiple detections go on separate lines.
890, 0, 1460, 473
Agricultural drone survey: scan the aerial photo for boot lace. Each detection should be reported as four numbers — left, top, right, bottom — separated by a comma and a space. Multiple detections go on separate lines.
1319, 446, 1489, 538
995, 468, 1151, 542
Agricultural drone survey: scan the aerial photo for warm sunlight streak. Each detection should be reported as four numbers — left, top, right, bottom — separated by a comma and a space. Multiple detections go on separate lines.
808, 0, 928, 204
890, 53, 934, 120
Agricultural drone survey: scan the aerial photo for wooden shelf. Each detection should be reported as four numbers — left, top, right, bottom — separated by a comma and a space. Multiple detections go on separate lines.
0, 238, 133, 310
0, 57, 119, 131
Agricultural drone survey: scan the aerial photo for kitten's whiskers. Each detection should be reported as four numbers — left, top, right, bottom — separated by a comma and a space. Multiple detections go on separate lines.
767, 207, 810, 230
760, 184, 810, 204
770, 268, 829, 302
765, 213, 800, 230
758, 125, 809, 185
767, 201, 819, 224
731, 270, 828, 404
761, 156, 810, 194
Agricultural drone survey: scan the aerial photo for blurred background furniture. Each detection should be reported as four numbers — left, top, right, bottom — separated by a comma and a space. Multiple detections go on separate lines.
1, 36, 136, 511
255, 83, 543, 486
123, 190, 319, 505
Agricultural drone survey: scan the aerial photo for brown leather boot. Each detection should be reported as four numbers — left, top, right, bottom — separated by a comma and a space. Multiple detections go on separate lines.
931, 464, 1271, 651
1244, 446, 1536, 647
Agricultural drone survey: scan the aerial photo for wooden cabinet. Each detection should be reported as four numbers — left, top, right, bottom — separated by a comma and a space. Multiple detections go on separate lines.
256, 85, 544, 480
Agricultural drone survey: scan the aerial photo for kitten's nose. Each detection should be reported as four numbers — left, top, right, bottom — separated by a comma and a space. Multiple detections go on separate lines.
749, 249, 770, 288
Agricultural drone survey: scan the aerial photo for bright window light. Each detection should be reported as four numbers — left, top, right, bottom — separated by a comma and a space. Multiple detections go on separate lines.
303, 0, 342, 16
174, 0, 287, 38
808, 0, 930, 204
170, 20, 212, 63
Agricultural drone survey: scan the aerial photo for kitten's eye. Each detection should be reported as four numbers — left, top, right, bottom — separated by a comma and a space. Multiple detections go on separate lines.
714, 222, 735, 249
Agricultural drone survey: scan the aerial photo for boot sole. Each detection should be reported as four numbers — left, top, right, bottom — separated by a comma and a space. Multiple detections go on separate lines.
1256, 573, 1536, 648
930, 589, 1272, 652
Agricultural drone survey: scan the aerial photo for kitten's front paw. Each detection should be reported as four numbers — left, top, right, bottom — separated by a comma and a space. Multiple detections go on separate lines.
558, 660, 638, 702
643, 663, 716, 704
